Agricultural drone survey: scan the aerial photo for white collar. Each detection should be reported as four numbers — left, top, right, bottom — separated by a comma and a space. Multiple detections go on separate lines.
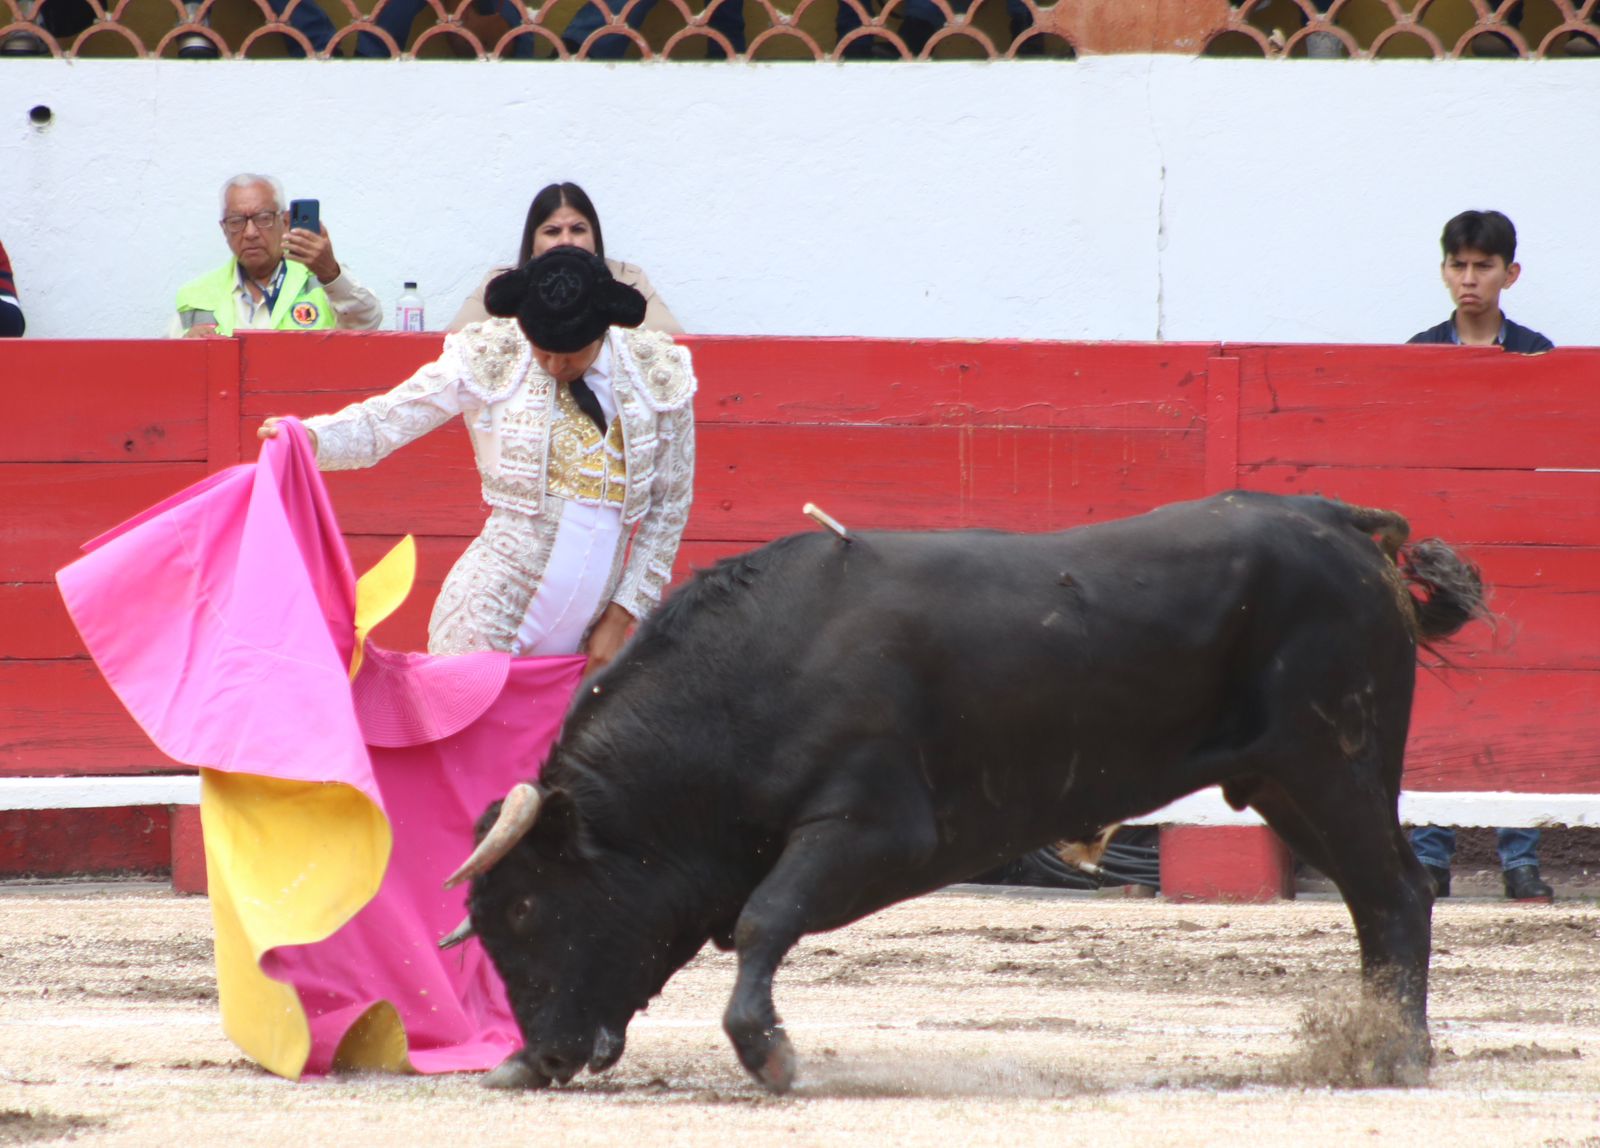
583, 335, 618, 425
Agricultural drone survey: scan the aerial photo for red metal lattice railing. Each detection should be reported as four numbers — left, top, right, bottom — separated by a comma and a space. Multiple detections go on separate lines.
1, 0, 1597, 62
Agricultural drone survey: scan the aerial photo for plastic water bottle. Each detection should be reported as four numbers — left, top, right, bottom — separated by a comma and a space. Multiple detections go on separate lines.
395, 281, 425, 332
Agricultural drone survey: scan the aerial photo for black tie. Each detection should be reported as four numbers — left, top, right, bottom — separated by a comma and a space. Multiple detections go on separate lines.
568, 376, 606, 433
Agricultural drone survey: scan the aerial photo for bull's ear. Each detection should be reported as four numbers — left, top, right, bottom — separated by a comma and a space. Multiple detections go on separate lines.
528, 787, 585, 859
471, 798, 507, 844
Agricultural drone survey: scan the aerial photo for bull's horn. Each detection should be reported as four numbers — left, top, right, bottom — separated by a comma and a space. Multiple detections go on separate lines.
443, 783, 542, 889
438, 915, 474, 951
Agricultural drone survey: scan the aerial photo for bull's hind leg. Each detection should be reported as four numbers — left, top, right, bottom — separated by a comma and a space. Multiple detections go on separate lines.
723, 752, 939, 1093
1245, 770, 1434, 1083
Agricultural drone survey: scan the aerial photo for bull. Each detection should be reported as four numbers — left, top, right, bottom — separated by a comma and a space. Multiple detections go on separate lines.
446, 491, 1486, 1093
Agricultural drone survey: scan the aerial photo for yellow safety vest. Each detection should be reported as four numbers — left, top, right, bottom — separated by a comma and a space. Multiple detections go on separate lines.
174, 259, 337, 337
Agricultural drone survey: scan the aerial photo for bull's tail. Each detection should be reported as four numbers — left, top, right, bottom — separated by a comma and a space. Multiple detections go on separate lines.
1342, 501, 1490, 644
1398, 537, 1489, 643
1345, 504, 1411, 563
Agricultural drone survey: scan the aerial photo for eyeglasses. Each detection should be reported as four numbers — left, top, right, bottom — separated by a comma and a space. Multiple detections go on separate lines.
220, 211, 283, 235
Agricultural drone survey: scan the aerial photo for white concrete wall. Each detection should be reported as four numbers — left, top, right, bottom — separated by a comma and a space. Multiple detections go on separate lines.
2, 57, 1597, 344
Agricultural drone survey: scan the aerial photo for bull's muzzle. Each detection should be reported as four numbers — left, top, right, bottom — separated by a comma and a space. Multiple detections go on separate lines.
533, 1024, 625, 1085
482, 1050, 547, 1091
479, 1025, 627, 1090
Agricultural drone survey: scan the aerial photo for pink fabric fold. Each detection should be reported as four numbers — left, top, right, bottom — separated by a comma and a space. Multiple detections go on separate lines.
271, 651, 582, 1075
59, 419, 369, 797
352, 645, 512, 749
58, 420, 585, 1076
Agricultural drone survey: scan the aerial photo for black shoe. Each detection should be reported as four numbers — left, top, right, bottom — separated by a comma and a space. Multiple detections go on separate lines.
1468, 31, 1517, 58
176, 33, 220, 59
1503, 865, 1553, 902
1423, 864, 1451, 898
838, 35, 900, 59
1, 31, 50, 55
1564, 32, 1600, 57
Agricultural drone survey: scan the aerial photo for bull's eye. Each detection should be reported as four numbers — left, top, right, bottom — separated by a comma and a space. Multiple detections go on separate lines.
508, 894, 537, 930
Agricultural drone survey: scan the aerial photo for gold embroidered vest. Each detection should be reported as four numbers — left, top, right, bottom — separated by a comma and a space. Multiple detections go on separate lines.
545, 383, 627, 508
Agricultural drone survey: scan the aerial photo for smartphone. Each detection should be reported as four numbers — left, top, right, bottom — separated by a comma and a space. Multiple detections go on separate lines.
288, 198, 320, 235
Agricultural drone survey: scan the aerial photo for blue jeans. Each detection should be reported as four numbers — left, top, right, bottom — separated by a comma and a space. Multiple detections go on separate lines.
264, 0, 338, 55
563, 0, 745, 57
354, 0, 537, 56
897, 0, 1031, 32
1410, 826, 1542, 872
827, 0, 892, 55
837, 0, 1033, 55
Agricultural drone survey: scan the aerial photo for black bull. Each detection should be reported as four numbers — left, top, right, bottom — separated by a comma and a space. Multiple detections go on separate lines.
451, 491, 1486, 1092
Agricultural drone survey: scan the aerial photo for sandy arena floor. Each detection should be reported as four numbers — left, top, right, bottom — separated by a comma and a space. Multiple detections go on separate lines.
2, 882, 1598, 1147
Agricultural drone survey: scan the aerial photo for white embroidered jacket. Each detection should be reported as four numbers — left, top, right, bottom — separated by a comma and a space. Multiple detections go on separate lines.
304, 319, 697, 623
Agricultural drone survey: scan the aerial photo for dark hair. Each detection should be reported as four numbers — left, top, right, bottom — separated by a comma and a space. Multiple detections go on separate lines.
1440, 210, 1518, 264
517, 182, 606, 266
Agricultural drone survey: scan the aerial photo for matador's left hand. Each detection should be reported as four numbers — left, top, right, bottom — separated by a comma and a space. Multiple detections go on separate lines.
583, 603, 636, 679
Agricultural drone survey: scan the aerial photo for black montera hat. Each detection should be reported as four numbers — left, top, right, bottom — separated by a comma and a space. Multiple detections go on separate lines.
484, 246, 647, 353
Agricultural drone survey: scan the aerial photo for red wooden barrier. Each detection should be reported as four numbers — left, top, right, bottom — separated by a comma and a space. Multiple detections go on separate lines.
2, 334, 1597, 889
1160, 826, 1294, 903
1226, 343, 1600, 798
0, 805, 172, 876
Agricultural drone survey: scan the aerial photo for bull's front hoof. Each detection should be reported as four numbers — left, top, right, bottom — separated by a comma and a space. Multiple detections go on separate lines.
481, 1053, 548, 1091
731, 1024, 796, 1094
755, 1035, 797, 1094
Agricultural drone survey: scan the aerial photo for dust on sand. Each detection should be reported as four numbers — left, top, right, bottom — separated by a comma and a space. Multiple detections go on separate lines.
2, 882, 1598, 1147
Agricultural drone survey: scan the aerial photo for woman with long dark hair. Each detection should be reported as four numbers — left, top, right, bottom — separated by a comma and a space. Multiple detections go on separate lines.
449, 182, 680, 334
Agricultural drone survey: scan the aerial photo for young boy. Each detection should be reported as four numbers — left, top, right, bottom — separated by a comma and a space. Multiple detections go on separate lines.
1407, 208, 1555, 902
1409, 209, 1553, 352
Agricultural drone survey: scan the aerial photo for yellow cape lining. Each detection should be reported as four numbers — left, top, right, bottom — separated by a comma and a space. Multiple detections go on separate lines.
204, 537, 416, 1079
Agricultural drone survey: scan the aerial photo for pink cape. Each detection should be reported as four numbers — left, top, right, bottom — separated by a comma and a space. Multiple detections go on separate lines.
57, 420, 584, 1077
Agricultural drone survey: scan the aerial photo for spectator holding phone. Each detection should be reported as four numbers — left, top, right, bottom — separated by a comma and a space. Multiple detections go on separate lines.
168, 173, 382, 338
449, 181, 680, 334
